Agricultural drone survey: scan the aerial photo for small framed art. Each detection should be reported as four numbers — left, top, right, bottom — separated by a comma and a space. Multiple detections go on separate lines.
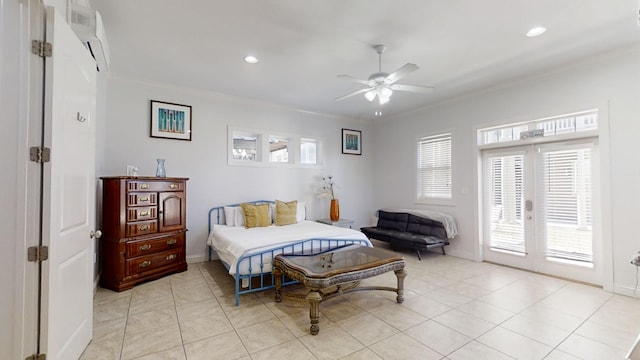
342, 128, 362, 155
150, 100, 192, 141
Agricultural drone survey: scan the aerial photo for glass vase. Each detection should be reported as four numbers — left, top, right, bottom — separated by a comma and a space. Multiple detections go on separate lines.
156, 159, 166, 177
330, 199, 340, 221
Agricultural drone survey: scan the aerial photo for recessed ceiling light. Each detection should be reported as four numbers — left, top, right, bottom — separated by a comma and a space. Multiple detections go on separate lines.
243, 55, 258, 64
526, 26, 547, 38
374, 111, 382, 117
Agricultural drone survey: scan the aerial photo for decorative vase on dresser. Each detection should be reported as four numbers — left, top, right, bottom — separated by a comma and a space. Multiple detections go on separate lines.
330, 199, 340, 221
100, 176, 188, 291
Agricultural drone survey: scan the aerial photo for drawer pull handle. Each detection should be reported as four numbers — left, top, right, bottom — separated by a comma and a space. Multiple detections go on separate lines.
166, 254, 177, 261
140, 184, 149, 189
139, 244, 152, 251
167, 239, 177, 245
138, 196, 150, 202
139, 260, 152, 268
138, 211, 149, 217
138, 225, 150, 231
169, 183, 178, 189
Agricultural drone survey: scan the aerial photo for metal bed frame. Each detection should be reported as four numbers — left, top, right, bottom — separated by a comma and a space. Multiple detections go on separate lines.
208, 200, 371, 306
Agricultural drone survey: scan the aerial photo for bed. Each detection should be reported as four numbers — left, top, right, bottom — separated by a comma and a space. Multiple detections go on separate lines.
207, 200, 372, 305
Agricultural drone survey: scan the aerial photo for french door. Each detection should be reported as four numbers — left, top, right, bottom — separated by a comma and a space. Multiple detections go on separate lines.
482, 139, 602, 284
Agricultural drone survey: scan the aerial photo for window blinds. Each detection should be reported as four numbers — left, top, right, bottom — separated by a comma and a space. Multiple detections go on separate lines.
537, 147, 593, 263
417, 133, 452, 200
486, 154, 526, 254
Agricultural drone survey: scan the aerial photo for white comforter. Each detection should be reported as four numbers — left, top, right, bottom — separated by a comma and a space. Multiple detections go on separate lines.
207, 220, 372, 275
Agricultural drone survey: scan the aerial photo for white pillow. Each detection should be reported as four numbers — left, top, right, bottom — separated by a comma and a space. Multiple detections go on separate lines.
296, 202, 306, 222
234, 207, 245, 227
223, 206, 236, 226
270, 203, 276, 224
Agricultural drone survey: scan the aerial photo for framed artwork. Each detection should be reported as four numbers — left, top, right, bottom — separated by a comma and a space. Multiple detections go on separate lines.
150, 100, 192, 141
342, 128, 362, 155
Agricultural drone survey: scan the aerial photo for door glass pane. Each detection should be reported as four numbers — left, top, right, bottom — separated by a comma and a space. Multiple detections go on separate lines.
539, 148, 593, 262
487, 154, 526, 253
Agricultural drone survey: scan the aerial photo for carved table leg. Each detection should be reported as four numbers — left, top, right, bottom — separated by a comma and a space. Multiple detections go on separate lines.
306, 290, 322, 335
273, 268, 282, 303
395, 268, 407, 303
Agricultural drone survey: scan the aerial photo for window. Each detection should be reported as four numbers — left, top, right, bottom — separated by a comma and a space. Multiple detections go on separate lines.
228, 126, 323, 167
300, 138, 318, 165
417, 132, 452, 202
269, 136, 289, 163
478, 110, 598, 146
232, 133, 260, 161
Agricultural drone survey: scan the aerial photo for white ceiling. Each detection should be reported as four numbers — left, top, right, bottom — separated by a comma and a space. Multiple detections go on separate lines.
92, 0, 640, 119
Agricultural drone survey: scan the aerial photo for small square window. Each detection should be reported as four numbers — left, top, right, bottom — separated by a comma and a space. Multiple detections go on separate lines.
269, 136, 289, 163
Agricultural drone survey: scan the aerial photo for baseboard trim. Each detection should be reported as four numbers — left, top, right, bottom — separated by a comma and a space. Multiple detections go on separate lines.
187, 254, 207, 264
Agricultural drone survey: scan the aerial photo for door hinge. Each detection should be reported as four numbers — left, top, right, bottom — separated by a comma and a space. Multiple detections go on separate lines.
27, 246, 49, 263
25, 353, 46, 360
31, 40, 52, 57
29, 146, 51, 163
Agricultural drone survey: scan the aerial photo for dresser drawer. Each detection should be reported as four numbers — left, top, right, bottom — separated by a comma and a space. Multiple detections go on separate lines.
127, 233, 184, 258
126, 249, 183, 276
126, 220, 157, 236
127, 193, 157, 207
128, 180, 184, 192
127, 206, 157, 221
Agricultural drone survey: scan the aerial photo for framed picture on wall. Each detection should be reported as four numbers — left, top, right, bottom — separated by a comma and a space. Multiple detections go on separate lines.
150, 100, 192, 141
342, 128, 362, 155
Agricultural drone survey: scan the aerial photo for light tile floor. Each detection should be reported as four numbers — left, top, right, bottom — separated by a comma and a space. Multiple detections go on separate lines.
81, 242, 640, 360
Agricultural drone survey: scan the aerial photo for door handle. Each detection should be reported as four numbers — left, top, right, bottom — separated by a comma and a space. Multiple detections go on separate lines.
90, 230, 102, 239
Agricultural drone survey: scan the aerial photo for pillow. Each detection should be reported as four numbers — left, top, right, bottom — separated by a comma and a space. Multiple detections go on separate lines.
223, 206, 236, 226
270, 203, 276, 224
240, 203, 271, 228
234, 207, 245, 227
275, 200, 297, 226
296, 201, 306, 222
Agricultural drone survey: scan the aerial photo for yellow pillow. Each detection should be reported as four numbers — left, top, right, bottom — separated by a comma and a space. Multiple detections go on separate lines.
240, 203, 271, 228
275, 200, 297, 226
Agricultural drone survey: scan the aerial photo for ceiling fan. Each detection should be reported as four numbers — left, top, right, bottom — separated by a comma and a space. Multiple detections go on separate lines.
336, 44, 433, 105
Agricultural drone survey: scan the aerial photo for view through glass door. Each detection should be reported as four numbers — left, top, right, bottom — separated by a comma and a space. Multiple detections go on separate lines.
482, 139, 601, 284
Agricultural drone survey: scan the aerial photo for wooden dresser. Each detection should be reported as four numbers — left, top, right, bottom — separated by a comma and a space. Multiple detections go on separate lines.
100, 176, 188, 291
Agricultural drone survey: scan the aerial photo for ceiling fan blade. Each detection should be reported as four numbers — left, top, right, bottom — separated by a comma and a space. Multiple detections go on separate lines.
384, 63, 419, 84
335, 88, 372, 101
390, 84, 434, 93
338, 74, 373, 86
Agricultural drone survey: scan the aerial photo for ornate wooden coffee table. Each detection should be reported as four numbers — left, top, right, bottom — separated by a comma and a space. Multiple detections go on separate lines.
273, 245, 406, 335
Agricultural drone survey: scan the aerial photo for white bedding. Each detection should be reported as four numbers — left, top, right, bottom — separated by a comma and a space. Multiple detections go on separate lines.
207, 220, 372, 275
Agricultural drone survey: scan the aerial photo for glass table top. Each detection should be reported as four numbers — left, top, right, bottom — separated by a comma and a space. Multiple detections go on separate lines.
275, 244, 404, 278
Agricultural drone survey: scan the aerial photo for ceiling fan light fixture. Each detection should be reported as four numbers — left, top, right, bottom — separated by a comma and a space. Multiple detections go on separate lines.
379, 86, 393, 99
364, 90, 377, 102
378, 94, 391, 105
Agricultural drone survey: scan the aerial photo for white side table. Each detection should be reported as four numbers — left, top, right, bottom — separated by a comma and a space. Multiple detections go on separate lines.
316, 218, 354, 229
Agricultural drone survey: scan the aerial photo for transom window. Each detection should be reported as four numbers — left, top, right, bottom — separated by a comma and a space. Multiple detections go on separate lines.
479, 110, 598, 146
228, 127, 323, 167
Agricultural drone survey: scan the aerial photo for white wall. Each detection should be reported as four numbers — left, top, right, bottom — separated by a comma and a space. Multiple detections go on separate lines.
372, 43, 640, 296
101, 77, 374, 262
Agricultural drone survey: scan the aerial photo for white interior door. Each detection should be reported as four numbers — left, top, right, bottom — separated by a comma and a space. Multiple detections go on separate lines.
482, 139, 601, 284
40, 7, 97, 360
